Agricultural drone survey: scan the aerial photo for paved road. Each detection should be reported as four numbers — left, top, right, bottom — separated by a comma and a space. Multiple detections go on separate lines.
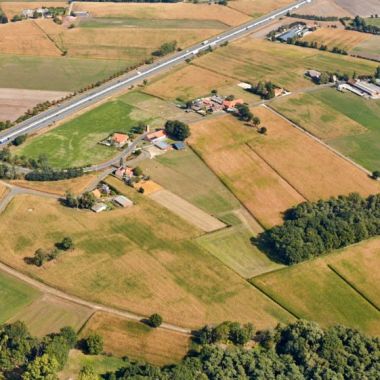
0, 0, 312, 146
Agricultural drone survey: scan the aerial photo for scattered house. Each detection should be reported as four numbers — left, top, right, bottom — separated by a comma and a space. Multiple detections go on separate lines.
274, 87, 286, 97
145, 129, 166, 142
305, 70, 321, 81
153, 140, 171, 151
22, 7, 50, 18
22, 9, 34, 18
238, 82, 253, 90
100, 183, 111, 195
110, 133, 129, 148
114, 166, 133, 180
91, 203, 107, 213
223, 98, 244, 111
277, 25, 305, 42
91, 189, 102, 199
173, 142, 185, 150
113, 195, 133, 208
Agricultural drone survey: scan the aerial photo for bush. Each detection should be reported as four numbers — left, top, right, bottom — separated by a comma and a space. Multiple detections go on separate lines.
12, 134, 27, 146
83, 333, 103, 355
148, 313, 163, 328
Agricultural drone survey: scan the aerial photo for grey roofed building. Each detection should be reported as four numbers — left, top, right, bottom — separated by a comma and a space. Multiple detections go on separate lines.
278, 28, 303, 42
113, 195, 133, 208
91, 203, 107, 213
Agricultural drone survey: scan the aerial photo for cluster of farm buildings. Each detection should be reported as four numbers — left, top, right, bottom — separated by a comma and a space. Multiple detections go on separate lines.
90, 183, 133, 213
337, 79, 380, 100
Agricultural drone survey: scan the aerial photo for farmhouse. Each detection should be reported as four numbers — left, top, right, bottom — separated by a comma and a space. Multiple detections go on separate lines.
91, 189, 102, 199
113, 195, 133, 208
145, 129, 166, 142
91, 203, 107, 213
111, 133, 129, 148
223, 98, 244, 111
306, 70, 321, 81
114, 166, 134, 179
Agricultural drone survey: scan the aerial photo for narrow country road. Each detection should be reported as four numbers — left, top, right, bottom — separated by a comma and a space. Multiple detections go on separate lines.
0, 261, 192, 335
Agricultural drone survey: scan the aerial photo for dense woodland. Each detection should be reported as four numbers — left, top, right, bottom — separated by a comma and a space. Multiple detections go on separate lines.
256, 193, 380, 264
1, 320, 378, 379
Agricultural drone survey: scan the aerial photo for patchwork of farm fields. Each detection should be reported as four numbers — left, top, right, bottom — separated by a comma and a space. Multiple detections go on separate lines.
251, 237, 380, 336
81, 312, 190, 365
189, 107, 379, 227
271, 88, 380, 171
16, 99, 155, 168
0, 191, 294, 330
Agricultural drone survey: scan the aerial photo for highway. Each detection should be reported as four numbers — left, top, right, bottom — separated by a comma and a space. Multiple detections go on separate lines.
0, 0, 311, 146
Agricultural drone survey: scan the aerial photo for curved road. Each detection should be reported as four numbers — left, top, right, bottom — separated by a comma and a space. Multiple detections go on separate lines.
0, 0, 311, 145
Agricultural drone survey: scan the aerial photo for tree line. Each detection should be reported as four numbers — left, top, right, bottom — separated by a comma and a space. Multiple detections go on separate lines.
287, 13, 339, 22
105, 320, 379, 379
255, 193, 380, 265
25, 167, 84, 181
346, 16, 380, 35
0, 321, 103, 379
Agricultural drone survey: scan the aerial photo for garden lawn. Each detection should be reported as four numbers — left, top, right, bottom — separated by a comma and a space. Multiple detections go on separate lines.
17, 100, 152, 168
251, 259, 380, 336
312, 88, 380, 171
0, 271, 39, 323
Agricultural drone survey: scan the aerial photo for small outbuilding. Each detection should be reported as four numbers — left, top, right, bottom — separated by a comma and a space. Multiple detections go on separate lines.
91, 203, 107, 213
153, 140, 170, 151
113, 195, 133, 208
173, 142, 185, 150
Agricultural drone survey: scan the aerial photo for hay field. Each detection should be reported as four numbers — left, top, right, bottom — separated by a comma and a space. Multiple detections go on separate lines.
82, 312, 190, 365
1, 1, 66, 18
149, 189, 226, 233
139, 148, 239, 217
228, 0, 293, 17
0, 87, 68, 121
328, 238, 380, 310
248, 106, 380, 200
17, 100, 153, 168
334, 0, 380, 17
351, 36, 380, 59
312, 88, 380, 171
144, 64, 236, 101
196, 225, 282, 278
11, 173, 100, 196
73, 2, 250, 27
43, 25, 223, 61
0, 20, 61, 56
9, 294, 93, 337
252, 259, 380, 336
0, 192, 294, 329
193, 38, 378, 91
0, 54, 126, 91
270, 92, 366, 140
0, 271, 39, 323
302, 28, 372, 52
189, 115, 305, 227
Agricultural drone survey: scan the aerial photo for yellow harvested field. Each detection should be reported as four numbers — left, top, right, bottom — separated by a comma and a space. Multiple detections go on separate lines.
228, 0, 293, 17
0, 182, 9, 201
298, 0, 353, 18
47, 27, 221, 60
149, 189, 226, 232
303, 28, 372, 51
10, 173, 100, 196
144, 64, 236, 100
82, 312, 190, 365
135, 180, 162, 195
73, 2, 250, 26
0, 20, 61, 56
1, 2, 66, 18
249, 106, 380, 200
0, 193, 294, 329
189, 115, 305, 227
0, 87, 68, 121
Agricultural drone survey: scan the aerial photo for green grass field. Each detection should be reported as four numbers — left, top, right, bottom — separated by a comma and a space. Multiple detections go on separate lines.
366, 18, 380, 27
196, 225, 282, 278
80, 17, 228, 29
0, 54, 126, 91
60, 350, 126, 379
312, 89, 380, 171
252, 259, 380, 336
140, 148, 240, 217
0, 271, 39, 323
17, 100, 154, 168
9, 295, 93, 337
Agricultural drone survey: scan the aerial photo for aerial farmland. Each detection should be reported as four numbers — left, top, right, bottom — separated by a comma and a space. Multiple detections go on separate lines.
0, 0, 380, 378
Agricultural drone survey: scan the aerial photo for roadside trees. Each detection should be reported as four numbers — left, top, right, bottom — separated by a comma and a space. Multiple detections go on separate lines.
148, 313, 163, 328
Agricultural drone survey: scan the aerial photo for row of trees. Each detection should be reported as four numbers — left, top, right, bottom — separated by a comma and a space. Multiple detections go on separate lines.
285, 37, 348, 56
64, 191, 96, 209
347, 16, 380, 35
255, 192, 380, 265
287, 12, 339, 22
0, 321, 104, 379
25, 167, 84, 181
0, 163, 17, 180
31, 237, 74, 267
152, 40, 177, 57
106, 320, 380, 379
